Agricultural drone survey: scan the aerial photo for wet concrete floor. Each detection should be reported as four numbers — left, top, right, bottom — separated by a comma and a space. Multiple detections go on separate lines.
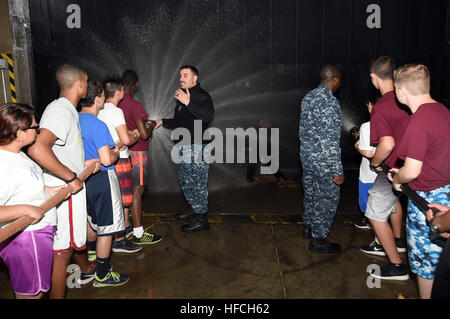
0, 170, 419, 299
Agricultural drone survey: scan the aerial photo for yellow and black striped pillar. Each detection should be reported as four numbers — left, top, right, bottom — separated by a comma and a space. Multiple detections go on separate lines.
0, 53, 17, 103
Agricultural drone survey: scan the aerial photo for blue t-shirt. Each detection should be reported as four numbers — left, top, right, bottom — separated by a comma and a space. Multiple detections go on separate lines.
79, 113, 115, 171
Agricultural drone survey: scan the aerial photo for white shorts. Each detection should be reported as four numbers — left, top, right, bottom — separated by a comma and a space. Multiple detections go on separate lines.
43, 173, 87, 253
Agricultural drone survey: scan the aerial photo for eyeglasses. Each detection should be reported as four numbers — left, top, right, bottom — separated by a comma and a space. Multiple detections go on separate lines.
25, 125, 40, 134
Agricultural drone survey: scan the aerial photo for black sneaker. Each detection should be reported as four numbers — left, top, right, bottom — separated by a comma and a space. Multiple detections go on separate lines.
77, 265, 96, 285
112, 237, 142, 253
370, 263, 409, 281
395, 237, 407, 253
354, 216, 371, 230
309, 238, 341, 254
360, 240, 386, 256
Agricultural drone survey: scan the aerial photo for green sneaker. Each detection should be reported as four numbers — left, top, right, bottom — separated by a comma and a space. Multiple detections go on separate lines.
131, 231, 163, 245
93, 271, 129, 288
88, 250, 97, 263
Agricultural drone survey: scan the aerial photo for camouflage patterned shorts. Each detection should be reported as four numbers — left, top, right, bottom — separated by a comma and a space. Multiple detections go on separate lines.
406, 185, 450, 279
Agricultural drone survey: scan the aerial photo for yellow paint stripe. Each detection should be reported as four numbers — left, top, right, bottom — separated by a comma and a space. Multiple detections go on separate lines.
11, 97, 17, 103
8, 70, 14, 80
1, 54, 13, 66
10, 83, 16, 92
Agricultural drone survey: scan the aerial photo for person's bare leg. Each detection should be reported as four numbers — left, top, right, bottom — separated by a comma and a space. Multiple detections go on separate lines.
369, 219, 402, 264
390, 202, 403, 239
87, 224, 97, 242
124, 207, 131, 228
417, 277, 434, 299
96, 236, 113, 259
72, 251, 93, 273
16, 292, 44, 299
50, 249, 73, 299
131, 186, 144, 228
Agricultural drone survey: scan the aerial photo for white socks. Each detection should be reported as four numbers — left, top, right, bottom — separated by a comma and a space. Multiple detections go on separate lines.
133, 226, 144, 238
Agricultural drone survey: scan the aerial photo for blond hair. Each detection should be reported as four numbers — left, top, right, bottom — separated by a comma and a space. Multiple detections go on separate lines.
394, 64, 430, 95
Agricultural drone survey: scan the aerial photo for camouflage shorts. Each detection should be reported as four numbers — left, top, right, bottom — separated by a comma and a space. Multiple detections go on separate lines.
406, 184, 450, 279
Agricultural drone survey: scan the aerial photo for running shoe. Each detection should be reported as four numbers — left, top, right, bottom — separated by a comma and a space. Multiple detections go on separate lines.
112, 237, 142, 253
131, 231, 163, 245
93, 271, 129, 288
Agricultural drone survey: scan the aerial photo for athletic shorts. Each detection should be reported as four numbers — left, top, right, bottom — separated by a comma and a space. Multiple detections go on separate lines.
0, 225, 55, 295
129, 150, 149, 187
358, 180, 374, 213
115, 157, 134, 207
365, 171, 399, 222
407, 185, 449, 279
85, 170, 125, 236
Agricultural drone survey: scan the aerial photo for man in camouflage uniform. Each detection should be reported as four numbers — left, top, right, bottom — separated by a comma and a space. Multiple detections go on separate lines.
156, 65, 214, 232
299, 65, 344, 254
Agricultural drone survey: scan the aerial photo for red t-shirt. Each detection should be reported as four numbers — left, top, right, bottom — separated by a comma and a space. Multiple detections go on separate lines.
396, 103, 450, 191
370, 91, 410, 168
119, 93, 149, 151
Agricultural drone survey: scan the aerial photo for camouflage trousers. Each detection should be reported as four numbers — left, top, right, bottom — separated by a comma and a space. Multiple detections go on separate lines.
178, 144, 212, 214
302, 169, 340, 239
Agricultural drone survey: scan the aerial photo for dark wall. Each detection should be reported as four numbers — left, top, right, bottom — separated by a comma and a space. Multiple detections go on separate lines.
29, 0, 450, 193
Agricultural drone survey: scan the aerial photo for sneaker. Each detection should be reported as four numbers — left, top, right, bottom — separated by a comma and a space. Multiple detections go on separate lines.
88, 250, 97, 263
370, 263, 409, 281
354, 217, 371, 230
112, 237, 142, 253
131, 231, 163, 245
395, 237, 407, 253
125, 224, 133, 239
77, 265, 96, 285
360, 240, 386, 256
93, 271, 130, 288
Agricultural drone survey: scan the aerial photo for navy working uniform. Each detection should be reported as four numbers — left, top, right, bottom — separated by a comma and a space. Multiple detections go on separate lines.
299, 84, 343, 239
163, 83, 214, 215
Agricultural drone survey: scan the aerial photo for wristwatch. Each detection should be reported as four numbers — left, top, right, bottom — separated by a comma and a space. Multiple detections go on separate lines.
369, 162, 381, 171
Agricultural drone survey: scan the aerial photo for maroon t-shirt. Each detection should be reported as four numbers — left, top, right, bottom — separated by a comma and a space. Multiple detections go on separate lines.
119, 93, 149, 151
396, 103, 450, 191
370, 91, 410, 168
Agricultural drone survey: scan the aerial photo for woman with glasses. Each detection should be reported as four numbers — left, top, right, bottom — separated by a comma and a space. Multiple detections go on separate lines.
0, 103, 66, 299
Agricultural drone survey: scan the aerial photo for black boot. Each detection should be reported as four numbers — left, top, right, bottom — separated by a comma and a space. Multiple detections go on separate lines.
309, 238, 341, 254
181, 213, 210, 233
303, 224, 312, 239
176, 211, 195, 221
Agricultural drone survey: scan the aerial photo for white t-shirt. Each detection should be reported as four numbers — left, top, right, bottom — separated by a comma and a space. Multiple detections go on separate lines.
359, 121, 378, 183
39, 97, 85, 184
98, 102, 129, 158
0, 150, 57, 231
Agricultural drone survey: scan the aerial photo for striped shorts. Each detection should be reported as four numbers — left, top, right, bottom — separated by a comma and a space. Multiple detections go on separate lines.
130, 151, 149, 187
85, 170, 125, 236
115, 157, 134, 207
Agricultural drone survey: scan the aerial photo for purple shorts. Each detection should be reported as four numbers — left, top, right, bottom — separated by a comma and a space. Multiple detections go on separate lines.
0, 225, 55, 296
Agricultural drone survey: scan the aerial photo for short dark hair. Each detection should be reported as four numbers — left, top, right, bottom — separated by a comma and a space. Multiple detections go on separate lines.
320, 65, 341, 83
180, 65, 199, 77
0, 103, 35, 146
122, 70, 138, 88
103, 75, 123, 99
56, 64, 86, 89
370, 56, 395, 80
366, 89, 382, 105
79, 81, 103, 108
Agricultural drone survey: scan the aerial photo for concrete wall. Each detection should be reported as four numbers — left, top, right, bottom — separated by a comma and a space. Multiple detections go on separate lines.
0, 0, 12, 103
